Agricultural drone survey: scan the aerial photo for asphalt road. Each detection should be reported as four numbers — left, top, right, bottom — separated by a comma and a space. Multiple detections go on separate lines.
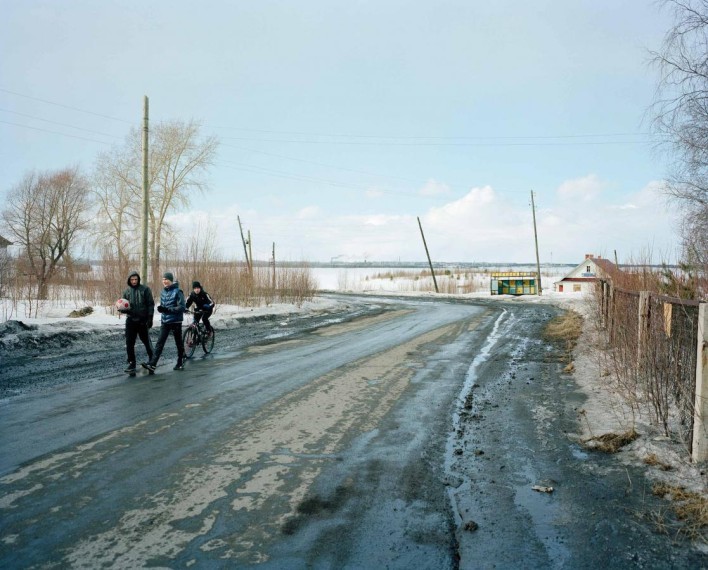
0, 295, 705, 568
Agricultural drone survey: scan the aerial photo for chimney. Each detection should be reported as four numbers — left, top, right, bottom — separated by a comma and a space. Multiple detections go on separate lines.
585, 253, 594, 259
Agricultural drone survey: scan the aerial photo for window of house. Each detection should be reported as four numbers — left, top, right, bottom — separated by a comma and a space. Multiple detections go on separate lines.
586, 265, 591, 273
574, 284, 582, 292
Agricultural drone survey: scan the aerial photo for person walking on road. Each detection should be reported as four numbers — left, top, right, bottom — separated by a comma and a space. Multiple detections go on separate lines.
186, 281, 215, 336
142, 272, 186, 372
118, 271, 154, 374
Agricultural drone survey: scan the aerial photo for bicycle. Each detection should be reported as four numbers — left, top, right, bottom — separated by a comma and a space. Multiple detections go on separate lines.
183, 310, 215, 358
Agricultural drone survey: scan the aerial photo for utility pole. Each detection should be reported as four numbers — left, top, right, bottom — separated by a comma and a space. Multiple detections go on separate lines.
614, 249, 619, 267
417, 216, 439, 293
530, 190, 542, 295
248, 230, 253, 273
141, 96, 149, 281
237, 216, 251, 274
271, 242, 276, 291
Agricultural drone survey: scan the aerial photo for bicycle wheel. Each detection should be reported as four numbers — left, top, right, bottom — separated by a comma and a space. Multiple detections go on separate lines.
202, 328, 215, 354
183, 327, 198, 359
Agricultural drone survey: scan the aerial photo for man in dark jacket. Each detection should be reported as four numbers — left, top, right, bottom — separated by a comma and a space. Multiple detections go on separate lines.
142, 271, 186, 372
119, 271, 155, 373
186, 281, 215, 335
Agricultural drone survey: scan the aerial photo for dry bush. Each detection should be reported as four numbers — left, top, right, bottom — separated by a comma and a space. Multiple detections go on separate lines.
543, 310, 583, 369
544, 310, 583, 343
361, 268, 489, 294
589, 258, 700, 450
583, 429, 639, 453
644, 453, 673, 471
651, 483, 708, 542
165, 260, 316, 308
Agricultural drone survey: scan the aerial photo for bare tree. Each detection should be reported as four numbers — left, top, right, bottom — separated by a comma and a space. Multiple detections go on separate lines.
93, 151, 141, 269
650, 0, 708, 289
1, 167, 92, 299
93, 120, 218, 280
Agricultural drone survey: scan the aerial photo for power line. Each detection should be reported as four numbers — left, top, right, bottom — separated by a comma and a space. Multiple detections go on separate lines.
216, 160, 467, 199
1, 87, 667, 144
0, 120, 114, 145
215, 135, 661, 147
221, 143, 423, 185
0, 88, 132, 124
206, 123, 658, 141
216, 159, 532, 200
0, 108, 123, 139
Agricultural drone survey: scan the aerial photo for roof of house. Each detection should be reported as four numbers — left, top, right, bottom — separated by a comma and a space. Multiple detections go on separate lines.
0, 236, 11, 247
593, 257, 618, 275
554, 254, 622, 285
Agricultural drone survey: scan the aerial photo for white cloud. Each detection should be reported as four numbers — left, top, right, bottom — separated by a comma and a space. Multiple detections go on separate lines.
556, 174, 604, 202
361, 214, 403, 226
297, 206, 320, 219
419, 179, 451, 196
168, 179, 679, 265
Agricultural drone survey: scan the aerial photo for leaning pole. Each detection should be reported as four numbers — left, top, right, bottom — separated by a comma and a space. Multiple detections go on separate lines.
417, 216, 439, 293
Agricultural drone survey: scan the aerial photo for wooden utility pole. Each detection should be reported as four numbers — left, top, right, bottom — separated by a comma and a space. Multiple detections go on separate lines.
417, 216, 439, 293
530, 190, 542, 295
237, 216, 251, 274
614, 249, 619, 267
141, 96, 149, 281
271, 242, 276, 291
692, 303, 708, 462
248, 230, 253, 273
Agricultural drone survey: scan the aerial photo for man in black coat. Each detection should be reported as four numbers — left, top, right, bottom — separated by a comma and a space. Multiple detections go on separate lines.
119, 271, 155, 373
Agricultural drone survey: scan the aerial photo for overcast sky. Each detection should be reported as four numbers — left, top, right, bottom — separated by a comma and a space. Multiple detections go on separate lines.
0, 1, 681, 264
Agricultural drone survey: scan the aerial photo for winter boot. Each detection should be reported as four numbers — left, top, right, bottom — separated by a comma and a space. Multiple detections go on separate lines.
124, 361, 136, 373
141, 359, 157, 373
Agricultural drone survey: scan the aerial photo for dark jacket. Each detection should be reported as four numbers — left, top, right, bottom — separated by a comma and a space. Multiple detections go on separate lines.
121, 271, 155, 325
159, 281, 186, 324
186, 289, 215, 312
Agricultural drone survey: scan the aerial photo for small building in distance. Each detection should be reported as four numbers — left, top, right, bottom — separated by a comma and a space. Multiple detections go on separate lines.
490, 271, 538, 296
554, 254, 618, 293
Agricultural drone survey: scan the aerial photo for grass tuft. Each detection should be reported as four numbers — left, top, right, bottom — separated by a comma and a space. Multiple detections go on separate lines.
644, 453, 673, 471
544, 310, 583, 369
651, 483, 708, 541
583, 429, 639, 453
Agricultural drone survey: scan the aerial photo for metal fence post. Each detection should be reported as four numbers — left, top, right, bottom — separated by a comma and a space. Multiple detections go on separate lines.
692, 303, 708, 463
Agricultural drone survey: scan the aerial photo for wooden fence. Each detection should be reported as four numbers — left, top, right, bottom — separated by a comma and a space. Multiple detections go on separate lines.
598, 280, 708, 462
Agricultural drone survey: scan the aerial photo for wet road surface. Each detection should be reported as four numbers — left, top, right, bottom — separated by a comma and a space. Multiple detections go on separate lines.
0, 295, 705, 568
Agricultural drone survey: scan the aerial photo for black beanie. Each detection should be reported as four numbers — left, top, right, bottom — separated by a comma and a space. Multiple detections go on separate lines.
163, 271, 174, 282
192, 281, 201, 289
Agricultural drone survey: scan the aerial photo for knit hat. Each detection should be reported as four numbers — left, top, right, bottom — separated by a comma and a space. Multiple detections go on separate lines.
163, 271, 174, 282
192, 281, 201, 289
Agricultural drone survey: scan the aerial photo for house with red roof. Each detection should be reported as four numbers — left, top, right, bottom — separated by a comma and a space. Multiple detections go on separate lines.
554, 254, 618, 293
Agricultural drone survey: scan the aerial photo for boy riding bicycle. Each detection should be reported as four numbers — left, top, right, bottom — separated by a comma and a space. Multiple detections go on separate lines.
186, 281, 215, 335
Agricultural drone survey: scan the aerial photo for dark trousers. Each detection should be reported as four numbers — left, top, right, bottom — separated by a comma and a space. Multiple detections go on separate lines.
125, 321, 153, 364
153, 322, 184, 363
193, 309, 213, 332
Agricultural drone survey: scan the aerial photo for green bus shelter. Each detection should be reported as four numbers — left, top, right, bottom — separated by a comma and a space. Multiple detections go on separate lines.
490, 271, 538, 296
